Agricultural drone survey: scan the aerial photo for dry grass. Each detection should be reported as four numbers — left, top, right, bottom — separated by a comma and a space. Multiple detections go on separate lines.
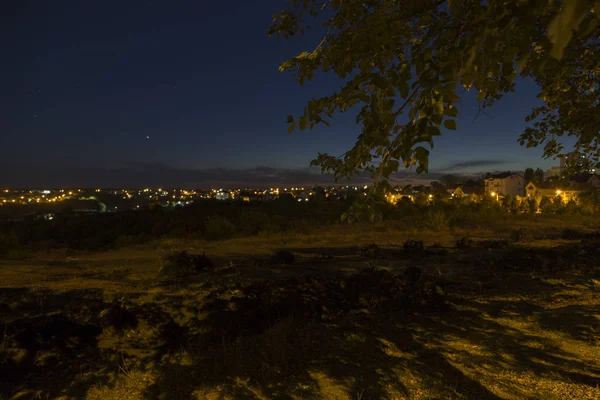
1, 217, 599, 399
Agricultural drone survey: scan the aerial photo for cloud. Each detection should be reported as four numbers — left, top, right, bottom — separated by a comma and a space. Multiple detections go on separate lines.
437, 159, 511, 172
1, 160, 515, 189
1, 163, 376, 188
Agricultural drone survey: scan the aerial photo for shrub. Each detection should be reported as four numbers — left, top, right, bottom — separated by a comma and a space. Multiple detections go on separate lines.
237, 210, 270, 236
268, 250, 295, 265
479, 239, 509, 249
561, 228, 586, 240
511, 228, 534, 242
455, 237, 475, 249
539, 196, 555, 214
360, 243, 381, 258
423, 210, 448, 231
403, 239, 424, 253
159, 250, 214, 278
203, 217, 237, 241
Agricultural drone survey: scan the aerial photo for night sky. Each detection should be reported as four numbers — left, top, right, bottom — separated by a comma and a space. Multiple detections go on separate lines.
1, 1, 574, 188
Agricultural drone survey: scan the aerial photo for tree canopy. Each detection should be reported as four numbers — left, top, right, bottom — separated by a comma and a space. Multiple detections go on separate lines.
270, 0, 599, 189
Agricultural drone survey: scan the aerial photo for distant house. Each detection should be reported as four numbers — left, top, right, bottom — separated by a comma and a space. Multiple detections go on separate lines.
484, 172, 525, 198
525, 182, 556, 200
65, 199, 106, 213
450, 185, 484, 200
546, 166, 562, 179
526, 181, 587, 204
567, 173, 600, 189
215, 190, 232, 200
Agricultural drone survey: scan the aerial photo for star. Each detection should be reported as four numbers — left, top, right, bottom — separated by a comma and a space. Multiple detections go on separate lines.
146, 136, 150, 139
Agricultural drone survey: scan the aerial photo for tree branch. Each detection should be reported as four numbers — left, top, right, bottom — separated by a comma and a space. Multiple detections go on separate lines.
393, 84, 421, 117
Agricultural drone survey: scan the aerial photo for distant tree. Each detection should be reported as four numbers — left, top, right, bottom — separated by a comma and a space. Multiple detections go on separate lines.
524, 168, 535, 182
439, 175, 460, 187
413, 192, 429, 207
272, 0, 599, 191
534, 168, 545, 183
501, 195, 512, 209
539, 196, 555, 214
527, 198, 539, 214
464, 179, 482, 187
510, 197, 520, 214
430, 181, 445, 191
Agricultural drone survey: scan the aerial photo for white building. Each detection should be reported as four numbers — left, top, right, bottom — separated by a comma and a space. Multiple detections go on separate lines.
484, 173, 526, 198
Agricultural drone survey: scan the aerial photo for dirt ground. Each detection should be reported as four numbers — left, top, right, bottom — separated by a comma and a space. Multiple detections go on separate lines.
1, 220, 599, 400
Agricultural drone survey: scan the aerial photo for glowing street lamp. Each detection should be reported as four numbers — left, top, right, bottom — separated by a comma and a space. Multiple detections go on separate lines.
491, 191, 499, 201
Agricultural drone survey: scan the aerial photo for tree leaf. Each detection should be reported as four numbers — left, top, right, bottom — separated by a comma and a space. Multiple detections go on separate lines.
299, 116, 308, 130
444, 119, 457, 130
445, 105, 458, 118
288, 122, 297, 134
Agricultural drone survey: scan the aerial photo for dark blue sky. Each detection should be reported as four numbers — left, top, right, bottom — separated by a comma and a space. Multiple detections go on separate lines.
1, 1, 573, 187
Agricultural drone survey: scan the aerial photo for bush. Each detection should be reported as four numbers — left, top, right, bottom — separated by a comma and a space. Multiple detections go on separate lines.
511, 228, 534, 242
423, 210, 448, 231
204, 217, 237, 241
268, 250, 295, 265
561, 228, 586, 240
403, 239, 424, 253
455, 237, 475, 249
237, 210, 270, 236
539, 196, 555, 214
0, 232, 20, 255
159, 251, 214, 278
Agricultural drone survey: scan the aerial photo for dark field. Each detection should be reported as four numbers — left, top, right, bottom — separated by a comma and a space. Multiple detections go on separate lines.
1, 217, 599, 400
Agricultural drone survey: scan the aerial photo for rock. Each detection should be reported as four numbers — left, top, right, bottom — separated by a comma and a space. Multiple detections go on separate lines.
403, 240, 425, 253
360, 243, 381, 258
269, 250, 295, 265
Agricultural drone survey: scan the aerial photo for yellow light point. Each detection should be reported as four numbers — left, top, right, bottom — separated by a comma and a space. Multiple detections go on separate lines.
68, 191, 72, 195
556, 190, 562, 195
428, 194, 433, 199
491, 192, 496, 197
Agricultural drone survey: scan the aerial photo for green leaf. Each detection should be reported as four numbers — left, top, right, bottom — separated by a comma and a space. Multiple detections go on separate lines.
428, 126, 441, 136
299, 116, 308, 130
286, 115, 295, 123
547, 0, 589, 59
444, 119, 457, 130
431, 114, 443, 125
445, 105, 458, 118
287, 122, 297, 134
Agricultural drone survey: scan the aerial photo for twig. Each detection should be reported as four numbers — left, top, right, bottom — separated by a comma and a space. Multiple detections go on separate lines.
472, 104, 495, 123
394, 84, 422, 117
310, 28, 331, 57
